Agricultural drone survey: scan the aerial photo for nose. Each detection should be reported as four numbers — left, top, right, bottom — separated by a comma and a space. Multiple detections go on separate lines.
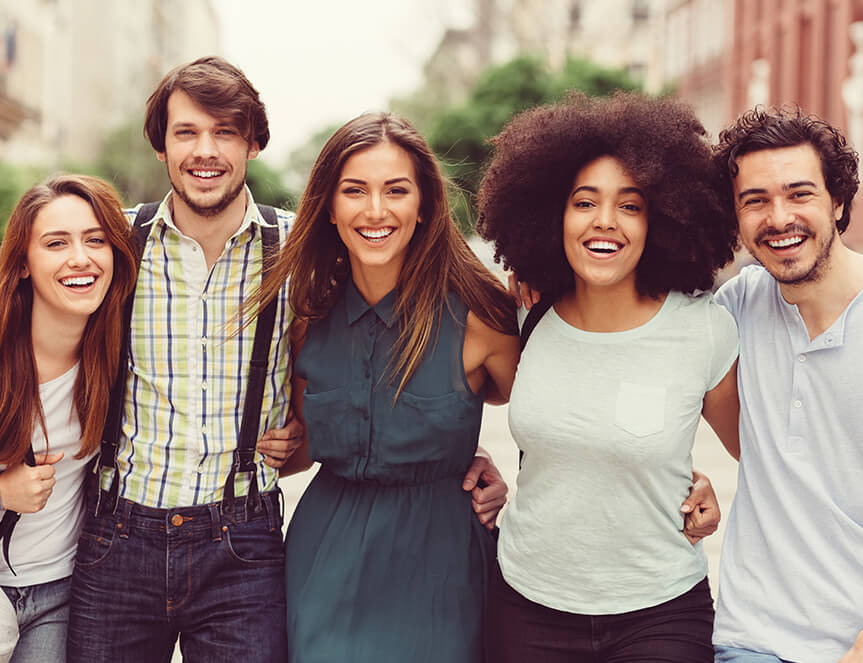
192, 131, 219, 160
68, 240, 92, 268
593, 204, 617, 231
769, 198, 793, 226
364, 193, 386, 221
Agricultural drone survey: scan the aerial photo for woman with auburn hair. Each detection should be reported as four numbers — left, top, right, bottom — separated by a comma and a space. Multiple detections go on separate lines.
477, 93, 741, 662
0, 175, 137, 662
257, 112, 519, 662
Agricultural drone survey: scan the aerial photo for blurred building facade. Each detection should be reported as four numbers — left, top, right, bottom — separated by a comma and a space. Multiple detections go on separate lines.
0, 0, 220, 166
660, 0, 863, 247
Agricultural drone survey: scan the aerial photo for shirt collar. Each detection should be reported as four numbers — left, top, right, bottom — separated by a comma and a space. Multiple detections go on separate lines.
144, 185, 271, 239
345, 278, 398, 328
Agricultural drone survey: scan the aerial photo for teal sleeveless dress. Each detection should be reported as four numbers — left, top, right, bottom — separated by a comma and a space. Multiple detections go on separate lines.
285, 281, 495, 662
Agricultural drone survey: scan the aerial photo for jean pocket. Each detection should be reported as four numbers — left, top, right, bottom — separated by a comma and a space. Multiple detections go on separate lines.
74, 517, 117, 568
222, 519, 285, 567
614, 382, 666, 437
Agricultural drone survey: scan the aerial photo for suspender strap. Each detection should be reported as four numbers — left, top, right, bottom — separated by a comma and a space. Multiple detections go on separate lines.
94, 202, 160, 516
222, 206, 280, 511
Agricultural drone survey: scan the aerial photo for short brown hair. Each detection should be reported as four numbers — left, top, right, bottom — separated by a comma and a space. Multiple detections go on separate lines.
144, 56, 269, 152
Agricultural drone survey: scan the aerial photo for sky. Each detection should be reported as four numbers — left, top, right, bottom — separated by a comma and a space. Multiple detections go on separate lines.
211, 0, 474, 165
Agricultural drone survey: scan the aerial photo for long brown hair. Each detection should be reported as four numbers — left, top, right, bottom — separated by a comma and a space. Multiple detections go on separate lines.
255, 112, 516, 397
0, 175, 138, 464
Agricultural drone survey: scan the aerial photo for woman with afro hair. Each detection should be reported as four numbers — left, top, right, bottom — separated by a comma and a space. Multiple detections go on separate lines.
477, 92, 741, 661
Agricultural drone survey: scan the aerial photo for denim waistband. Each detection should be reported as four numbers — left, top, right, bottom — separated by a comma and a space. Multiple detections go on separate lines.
95, 488, 283, 536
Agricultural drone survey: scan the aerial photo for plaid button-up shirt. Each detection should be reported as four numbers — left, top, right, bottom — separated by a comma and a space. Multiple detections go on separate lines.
107, 188, 293, 508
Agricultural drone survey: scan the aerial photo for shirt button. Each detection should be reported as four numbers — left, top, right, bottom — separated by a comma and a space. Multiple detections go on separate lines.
793, 400, 802, 408
362, 410, 369, 421
201, 424, 208, 434
201, 336, 208, 346
825, 336, 833, 344
798, 355, 806, 362
201, 293, 208, 302
201, 381, 208, 391
364, 367, 371, 378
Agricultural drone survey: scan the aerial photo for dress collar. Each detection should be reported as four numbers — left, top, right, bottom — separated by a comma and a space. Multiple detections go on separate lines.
345, 279, 398, 328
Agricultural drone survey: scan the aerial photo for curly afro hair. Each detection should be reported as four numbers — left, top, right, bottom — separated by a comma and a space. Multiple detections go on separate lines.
477, 92, 738, 299
715, 105, 859, 234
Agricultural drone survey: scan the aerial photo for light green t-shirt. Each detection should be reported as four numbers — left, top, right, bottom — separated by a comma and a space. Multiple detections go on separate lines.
499, 291, 738, 614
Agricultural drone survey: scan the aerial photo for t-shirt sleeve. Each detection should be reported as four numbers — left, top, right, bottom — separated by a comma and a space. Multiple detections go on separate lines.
706, 294, 739, 391
714, 269, 749, 323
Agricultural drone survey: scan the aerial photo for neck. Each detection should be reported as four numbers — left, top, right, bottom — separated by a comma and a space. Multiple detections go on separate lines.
30, 304, 84, 383
170, 188, 249, 269
349, 261, 400, 307
557, 278, 666, 332
778, 240, 863, 340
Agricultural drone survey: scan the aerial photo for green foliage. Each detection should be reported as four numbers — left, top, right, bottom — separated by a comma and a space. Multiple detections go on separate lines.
93, 120, 169, 205
428, 55, 643, 234
283, 123, 343, 192
246, 159, 297, 210
0, 162, 52, 239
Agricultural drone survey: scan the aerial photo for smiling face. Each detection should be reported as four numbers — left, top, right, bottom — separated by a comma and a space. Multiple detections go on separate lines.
158, 89, 258, 218
563, 155, 648, 294
733, 143, 843, 285
23, 195, 114, 328
330, 141, 421, 289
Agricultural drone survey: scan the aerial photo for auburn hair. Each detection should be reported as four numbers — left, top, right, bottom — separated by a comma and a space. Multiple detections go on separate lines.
0, 175, 138, 464
253, 112, 516, 397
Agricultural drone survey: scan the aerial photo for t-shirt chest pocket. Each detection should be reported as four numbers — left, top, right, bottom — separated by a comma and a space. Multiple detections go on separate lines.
614, 381, 666, 437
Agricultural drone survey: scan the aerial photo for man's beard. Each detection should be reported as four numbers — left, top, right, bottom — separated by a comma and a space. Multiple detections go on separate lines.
752, 223, 835, 285
170, 164, 246, 217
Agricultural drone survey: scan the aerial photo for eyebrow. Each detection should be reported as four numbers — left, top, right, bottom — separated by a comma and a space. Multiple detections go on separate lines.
339, 177, 414, 186
571, 185, 645, 197
40, 227, 104, 238
736, 180, 817, 201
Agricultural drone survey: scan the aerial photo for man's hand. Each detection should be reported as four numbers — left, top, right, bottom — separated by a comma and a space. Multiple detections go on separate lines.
507, 273, 540, 310
463, 454, 508, 530
256, 412, 304, 469
0, 452, 63, 513
838, 629, 863, 662
681, 469, 720, 544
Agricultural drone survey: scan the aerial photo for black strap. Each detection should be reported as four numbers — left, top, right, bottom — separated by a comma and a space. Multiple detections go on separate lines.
0, 447, 36, 574
520, 294, 554, 351
516, 294, 554, 469
94, 203, 155, 516
222, 206, 279, 510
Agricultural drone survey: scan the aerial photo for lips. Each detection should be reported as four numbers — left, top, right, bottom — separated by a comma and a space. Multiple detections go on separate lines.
357, 227, 394, 242
584, 238, 623, 254
60, 275, 97, 288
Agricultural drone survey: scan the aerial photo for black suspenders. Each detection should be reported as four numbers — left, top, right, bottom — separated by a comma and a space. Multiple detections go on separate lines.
95, 202, 281, 517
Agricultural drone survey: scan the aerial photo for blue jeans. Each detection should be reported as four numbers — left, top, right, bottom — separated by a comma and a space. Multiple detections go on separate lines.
714, 645, 794, 663
2, 576, 71, 663
67, 490, 287, 663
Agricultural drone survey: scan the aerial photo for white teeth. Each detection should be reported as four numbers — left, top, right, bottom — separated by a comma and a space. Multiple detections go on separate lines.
358, 228, 394, 240
61, 276, 95, 287
191, 170, 221, 178
766, 236, 804, 248
585, 240, 621, 252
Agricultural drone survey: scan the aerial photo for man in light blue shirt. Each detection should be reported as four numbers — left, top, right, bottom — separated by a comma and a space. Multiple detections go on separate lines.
711, 107, 863, 663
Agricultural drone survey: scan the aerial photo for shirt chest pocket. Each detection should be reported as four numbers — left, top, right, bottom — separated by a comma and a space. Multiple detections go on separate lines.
614, 382, 666, 437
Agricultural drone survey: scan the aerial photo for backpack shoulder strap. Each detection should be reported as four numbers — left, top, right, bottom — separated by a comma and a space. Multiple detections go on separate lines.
519, 294, 555, 351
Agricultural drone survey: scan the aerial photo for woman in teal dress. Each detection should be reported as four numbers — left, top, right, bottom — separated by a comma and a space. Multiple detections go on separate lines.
258, 113, 519, 662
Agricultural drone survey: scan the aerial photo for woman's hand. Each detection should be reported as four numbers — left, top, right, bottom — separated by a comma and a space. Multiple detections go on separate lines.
680, 469, 720, 544
0, 452, 63, 513
463, 453, 508, 530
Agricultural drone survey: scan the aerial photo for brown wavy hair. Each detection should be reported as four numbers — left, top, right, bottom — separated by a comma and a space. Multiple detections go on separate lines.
477, 92, 738, 300
253, 112, 516, 397
144, 56, 270, 152
0, 175, 138, 464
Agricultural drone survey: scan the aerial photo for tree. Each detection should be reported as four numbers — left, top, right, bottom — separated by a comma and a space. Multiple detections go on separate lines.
427, 55, 642, 234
